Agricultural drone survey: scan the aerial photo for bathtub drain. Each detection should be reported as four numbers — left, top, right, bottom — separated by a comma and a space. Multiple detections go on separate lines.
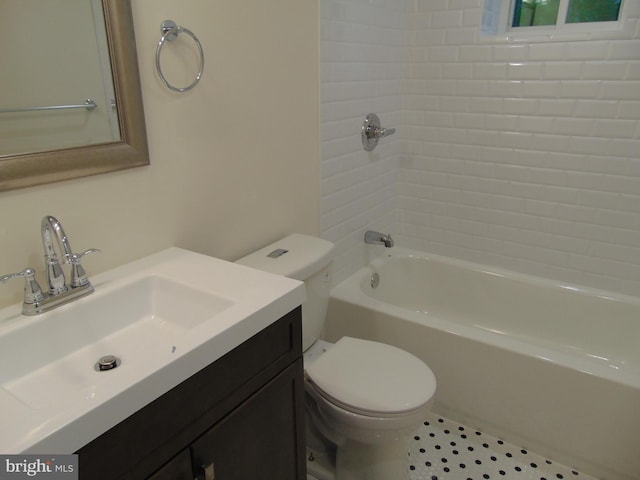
370, 272, 380, 289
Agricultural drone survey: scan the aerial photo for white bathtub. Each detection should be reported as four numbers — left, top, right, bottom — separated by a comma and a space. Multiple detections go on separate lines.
325, 248, 640, 480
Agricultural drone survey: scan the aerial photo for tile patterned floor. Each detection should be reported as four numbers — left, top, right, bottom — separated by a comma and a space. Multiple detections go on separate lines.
408, 414, 599, 480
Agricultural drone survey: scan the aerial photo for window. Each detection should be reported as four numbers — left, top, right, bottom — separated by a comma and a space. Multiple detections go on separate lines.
512, 0, 623, 28
482, 0, 625, 36
512, 0, 560, 27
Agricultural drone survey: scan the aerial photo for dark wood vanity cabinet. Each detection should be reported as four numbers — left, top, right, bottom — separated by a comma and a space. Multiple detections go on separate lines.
76, 308, 306, 480
189, 362, 303, 480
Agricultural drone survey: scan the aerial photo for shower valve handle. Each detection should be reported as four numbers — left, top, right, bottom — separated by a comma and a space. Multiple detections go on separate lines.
362, 113, 396, 151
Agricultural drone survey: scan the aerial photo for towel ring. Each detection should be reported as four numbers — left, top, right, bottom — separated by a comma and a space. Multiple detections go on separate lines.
156, 20, 205, 93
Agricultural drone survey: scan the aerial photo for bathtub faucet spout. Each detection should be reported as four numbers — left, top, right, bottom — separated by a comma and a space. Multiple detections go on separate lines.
364, 230, 394, 248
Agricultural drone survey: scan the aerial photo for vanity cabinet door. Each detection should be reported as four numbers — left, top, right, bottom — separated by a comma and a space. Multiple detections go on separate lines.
190, 358, 305, 480
147, 450, 192, 480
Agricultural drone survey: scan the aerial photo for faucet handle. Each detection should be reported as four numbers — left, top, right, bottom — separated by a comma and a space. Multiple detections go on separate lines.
1, 268, 46, 306
67, 248, 100, 288
69, 248, 101, 260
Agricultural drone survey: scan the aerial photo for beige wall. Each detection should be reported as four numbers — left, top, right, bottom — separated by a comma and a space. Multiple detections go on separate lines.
0, 1, 320, 308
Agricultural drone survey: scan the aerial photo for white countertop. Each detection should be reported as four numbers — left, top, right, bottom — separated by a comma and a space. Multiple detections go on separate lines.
0, 247, 305, 453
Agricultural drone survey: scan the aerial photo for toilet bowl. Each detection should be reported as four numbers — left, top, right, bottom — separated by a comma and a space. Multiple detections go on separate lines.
236, 234, 437, 480
304, 337, 435, 480
304, 338, 435, 442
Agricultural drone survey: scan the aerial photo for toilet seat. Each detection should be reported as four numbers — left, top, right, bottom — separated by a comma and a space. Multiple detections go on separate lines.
305, 337, 436, 416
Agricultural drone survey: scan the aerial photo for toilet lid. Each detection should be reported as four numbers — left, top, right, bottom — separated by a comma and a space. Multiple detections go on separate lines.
305, 337, 436, 415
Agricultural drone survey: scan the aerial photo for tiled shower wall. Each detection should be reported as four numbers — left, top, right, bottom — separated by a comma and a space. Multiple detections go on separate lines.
322, 0, 640, 296
400, 0, 640, 296
320, 0, 409, 282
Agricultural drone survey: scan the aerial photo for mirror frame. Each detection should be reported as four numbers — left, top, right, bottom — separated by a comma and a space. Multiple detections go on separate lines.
0, 0, 149, 192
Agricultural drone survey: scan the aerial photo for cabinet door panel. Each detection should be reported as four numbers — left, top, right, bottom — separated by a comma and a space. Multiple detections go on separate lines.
147, 450, 192, 480
191, 359, 305, 480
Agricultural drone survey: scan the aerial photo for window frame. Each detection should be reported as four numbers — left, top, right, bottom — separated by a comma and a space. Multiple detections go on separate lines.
481, 0, 631, 42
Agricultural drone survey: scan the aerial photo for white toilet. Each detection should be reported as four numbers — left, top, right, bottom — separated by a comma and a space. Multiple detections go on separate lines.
237, 234, 436, 480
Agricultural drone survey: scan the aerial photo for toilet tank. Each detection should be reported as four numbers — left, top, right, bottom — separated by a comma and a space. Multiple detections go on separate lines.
236, 234, 335, 351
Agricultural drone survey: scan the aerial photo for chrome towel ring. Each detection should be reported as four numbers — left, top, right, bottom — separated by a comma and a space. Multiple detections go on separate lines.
155, 19, 205, 93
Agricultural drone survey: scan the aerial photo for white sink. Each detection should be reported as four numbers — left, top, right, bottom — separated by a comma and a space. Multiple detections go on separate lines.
0, 276, 234, 409
0, 248, 304, 453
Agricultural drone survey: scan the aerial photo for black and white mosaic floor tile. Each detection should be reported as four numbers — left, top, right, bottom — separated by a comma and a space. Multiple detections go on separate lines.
408, 414, 598, 480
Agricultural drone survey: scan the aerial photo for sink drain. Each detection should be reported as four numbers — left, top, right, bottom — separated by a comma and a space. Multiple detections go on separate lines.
95, 355, 121, 371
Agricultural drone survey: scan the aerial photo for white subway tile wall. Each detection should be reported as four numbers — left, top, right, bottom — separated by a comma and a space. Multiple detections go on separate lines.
321, 0, 409, 281
321, 0, 640, 296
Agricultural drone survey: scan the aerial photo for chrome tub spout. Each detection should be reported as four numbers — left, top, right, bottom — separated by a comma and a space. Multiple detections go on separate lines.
364, 230, 394, 248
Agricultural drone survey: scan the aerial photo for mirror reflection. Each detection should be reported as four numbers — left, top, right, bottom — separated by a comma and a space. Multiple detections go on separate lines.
0, 0, 121, 156
0, 0, 149, 193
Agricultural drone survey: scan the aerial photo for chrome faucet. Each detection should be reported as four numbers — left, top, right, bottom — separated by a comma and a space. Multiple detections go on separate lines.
364, 230, 394, 248
41, 215, 100, 292
1, 215, 99, 315
42, 215, 71, 295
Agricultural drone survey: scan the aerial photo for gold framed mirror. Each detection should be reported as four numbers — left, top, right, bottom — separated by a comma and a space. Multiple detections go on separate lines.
0, 0, 149, 192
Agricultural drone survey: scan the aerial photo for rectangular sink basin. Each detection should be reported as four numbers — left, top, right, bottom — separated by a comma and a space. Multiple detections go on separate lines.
0, 247, 305, 454
0, 276, 234, 409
